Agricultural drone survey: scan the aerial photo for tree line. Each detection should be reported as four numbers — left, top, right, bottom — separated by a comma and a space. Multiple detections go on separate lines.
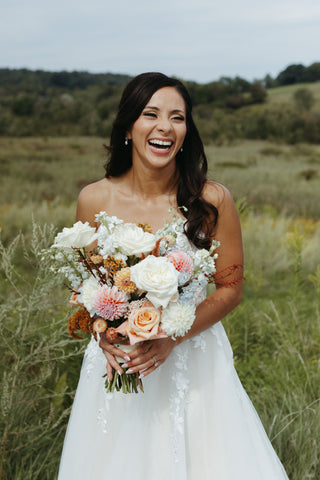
0, 62, 319, 143
264, 62, 320, 87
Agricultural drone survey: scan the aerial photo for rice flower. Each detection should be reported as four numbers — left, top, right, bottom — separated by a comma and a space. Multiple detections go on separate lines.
161, 301, 196, 338
92, 285, 129, 320
114, 267, 137, 294
166, 250, 194, 275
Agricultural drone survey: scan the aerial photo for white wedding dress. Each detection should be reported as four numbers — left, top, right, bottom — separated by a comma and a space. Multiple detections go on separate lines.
58, 230, 289, 480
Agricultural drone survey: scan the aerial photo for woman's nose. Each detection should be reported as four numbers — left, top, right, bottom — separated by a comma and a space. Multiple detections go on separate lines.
156, 117, 172, 133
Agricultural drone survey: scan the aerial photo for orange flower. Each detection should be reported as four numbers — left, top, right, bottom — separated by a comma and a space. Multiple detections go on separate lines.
103, 256, 125, 278
68, 308, 92, 339
93, 318, 108, 333
114, 268, 137, 294
136, 222, 153, 234
90, 254, 104, 265
126, 303, 166, 345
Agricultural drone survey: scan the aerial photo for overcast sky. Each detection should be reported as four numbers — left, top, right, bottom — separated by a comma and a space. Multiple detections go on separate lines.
1, 0, 320, 83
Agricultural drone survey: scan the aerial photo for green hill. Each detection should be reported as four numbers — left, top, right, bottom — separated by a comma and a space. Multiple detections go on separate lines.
0, 67, 319, 143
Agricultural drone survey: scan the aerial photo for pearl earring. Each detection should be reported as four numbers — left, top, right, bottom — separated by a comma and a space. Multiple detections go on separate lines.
180, 146, 183, 152
125, 137, 128, 146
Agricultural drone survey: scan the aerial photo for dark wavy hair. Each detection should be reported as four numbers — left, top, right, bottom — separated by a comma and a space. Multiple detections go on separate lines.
104, 72, 218, 249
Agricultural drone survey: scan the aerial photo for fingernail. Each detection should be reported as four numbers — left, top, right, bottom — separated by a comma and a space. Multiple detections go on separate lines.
127, 368, 133, 374
122, 363, 128, 368
117, 370, 122, 376
124, 356, 130, 361
139, 373, 144, 379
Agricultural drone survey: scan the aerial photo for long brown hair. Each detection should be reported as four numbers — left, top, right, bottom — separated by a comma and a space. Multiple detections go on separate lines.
104, 72, 218, 249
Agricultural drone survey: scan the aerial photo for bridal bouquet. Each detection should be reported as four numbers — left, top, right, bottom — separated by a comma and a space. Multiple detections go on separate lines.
51, 211, 219, 393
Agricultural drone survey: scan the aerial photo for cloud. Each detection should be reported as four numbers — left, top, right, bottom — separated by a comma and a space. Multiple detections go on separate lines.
1, 0, 319, 82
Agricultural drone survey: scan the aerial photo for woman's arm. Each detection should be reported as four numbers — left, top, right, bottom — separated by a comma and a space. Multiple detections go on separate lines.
123, 183, 244, 378
75, 183, 134, 379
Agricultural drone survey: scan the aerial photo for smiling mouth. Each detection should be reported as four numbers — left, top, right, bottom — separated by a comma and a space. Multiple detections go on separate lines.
148, 139, 174, 150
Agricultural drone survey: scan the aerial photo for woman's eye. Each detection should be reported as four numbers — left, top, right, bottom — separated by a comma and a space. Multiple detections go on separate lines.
173, 116, 185, 121
143, 112, 157, 118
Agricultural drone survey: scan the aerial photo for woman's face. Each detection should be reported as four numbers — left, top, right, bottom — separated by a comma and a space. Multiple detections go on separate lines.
127, 87, 187, 171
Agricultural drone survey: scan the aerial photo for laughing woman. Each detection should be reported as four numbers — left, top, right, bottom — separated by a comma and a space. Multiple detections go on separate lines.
58, 72, 289, 480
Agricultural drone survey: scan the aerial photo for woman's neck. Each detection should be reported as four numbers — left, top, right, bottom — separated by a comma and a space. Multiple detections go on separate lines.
124, 162, 179, 199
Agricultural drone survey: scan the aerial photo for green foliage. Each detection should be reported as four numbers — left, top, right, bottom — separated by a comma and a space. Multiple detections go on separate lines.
223, 213, 320, 479
0, 224, 85, 479
276, 62, 320, 86
0, 68, 268, 138
2, 67, 320, 143
294, 88, 315, 111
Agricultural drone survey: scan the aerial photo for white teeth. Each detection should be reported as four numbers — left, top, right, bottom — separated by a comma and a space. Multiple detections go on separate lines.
149, 139, 173, 147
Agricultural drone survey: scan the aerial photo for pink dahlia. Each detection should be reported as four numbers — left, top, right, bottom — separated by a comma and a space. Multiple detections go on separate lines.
92, 285, 129, 320
166, 250, 194, 275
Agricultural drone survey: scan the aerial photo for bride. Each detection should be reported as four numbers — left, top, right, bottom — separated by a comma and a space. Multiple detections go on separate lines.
58, 72, 289, 479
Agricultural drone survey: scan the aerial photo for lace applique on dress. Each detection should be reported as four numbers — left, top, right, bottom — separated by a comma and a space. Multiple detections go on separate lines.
97, 392, 113, 434
84, 336, 100, 378
191, 331, 207, 351
169, 345, 190, 463
210, 324, 224, 347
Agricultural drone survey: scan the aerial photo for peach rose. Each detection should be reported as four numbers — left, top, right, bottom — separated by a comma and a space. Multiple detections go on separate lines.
125, 304, 166, 345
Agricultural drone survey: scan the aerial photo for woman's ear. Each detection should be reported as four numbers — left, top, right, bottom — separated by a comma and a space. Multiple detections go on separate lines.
126, 130, 132, 140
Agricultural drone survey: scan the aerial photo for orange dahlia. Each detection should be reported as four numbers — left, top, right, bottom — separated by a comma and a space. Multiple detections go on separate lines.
114, 267, 137, 294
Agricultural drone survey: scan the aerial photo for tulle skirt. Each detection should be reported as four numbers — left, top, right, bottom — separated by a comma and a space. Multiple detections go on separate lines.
58, 322, 289, 479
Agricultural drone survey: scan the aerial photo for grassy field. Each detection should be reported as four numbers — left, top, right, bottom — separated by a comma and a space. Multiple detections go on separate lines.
0, 136, 319, 479
267, 81, 320, 108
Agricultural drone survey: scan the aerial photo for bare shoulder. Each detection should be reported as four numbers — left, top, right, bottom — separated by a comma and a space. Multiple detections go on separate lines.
202, 180, 236, 213
78, 178, 107, 200
76, 178, 111, 225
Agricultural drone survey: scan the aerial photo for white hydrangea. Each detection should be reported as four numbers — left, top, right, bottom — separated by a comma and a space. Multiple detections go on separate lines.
161, 301, 196, 338
97, 228, 117, 258
193, 249, 217, 275
95, 212, 123, 230
156, 215, 185, 239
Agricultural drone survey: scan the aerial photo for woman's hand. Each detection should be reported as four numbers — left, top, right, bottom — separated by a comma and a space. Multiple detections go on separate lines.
99, 335, 132, 381
121, 337, 178, 379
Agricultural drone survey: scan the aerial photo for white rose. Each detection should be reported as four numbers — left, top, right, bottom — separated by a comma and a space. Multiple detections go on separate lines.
52, 221, 98, 249
77, 277, 101, 316
113, 224, 156, 257
130, 255, 179, 308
